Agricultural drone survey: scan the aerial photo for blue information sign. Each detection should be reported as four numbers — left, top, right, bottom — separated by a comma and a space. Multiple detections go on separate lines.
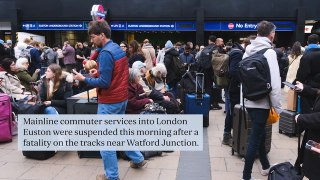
22, 21, 86, 30
205, 21, 295, 31
22, 21, 294, 31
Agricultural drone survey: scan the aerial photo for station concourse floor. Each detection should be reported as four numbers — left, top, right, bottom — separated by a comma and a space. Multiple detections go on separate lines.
0, 90, 308, 180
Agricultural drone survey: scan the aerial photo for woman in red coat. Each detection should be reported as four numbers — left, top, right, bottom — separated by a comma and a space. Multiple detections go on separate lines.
126, 68, 153, 114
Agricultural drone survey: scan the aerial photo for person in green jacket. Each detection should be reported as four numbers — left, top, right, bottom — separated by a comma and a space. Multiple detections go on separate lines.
15, 57, 40, 92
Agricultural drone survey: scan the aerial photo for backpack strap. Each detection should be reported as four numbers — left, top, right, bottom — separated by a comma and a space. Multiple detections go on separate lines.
255, 48, 270, 55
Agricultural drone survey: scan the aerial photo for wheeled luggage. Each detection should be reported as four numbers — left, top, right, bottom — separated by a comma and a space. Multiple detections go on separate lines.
22, 151, 56, 160
232, 104, 272, 156
184, 73, 210, 127
78, 151, 101, 158
279, 110, 298, 137
0, 93, 13, 143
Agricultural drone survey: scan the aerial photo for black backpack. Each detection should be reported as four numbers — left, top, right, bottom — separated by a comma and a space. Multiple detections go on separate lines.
268, 162, 303, 180
198, 45, 216, 69
172, 55, 186, 77
238, 48, 272, 101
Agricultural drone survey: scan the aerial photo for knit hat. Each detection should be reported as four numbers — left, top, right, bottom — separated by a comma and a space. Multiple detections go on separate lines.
165, 40, 173, 49
132, 61, 146, 70
0, 39, 4, 44
6, 40, 12, 44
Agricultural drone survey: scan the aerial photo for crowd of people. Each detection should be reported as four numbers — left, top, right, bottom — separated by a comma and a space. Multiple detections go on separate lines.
1, 19, 320, 180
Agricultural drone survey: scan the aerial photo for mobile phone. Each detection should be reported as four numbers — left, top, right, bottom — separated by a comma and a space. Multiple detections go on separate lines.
282, 81, 296, 89
72, 69, 77, 75
306, 140, 320, 150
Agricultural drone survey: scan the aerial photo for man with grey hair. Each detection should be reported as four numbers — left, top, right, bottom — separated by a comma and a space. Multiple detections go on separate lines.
241, 20, 281, 180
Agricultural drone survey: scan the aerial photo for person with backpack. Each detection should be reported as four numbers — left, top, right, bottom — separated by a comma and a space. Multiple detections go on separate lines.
198, 35, 222, 110
240, 21, 282, 180
164, 40, 183, 95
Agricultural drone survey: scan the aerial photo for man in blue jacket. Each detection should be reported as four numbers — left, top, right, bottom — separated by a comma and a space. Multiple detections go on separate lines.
74, 20, 146, 180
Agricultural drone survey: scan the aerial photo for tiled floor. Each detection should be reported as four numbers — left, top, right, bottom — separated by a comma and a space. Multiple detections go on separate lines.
0, 90, 308, 180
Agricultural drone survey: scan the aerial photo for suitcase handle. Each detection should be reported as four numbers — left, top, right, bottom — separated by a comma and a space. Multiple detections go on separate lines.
195, 73, 204, 99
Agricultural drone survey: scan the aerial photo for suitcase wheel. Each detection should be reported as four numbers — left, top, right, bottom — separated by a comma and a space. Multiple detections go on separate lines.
279, 130, 283, 134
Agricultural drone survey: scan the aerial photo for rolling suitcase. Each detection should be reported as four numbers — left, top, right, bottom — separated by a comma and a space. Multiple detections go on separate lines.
279, 110, 298, 137
232, 104, 272, 157
184, 73, 210, 127
22, 151, 56, 160
0, 93, 13, 143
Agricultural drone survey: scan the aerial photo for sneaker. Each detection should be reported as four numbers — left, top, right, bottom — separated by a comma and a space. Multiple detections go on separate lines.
222, 132, 232, 146
96, 174, 119, 180
130, 160, 147, 168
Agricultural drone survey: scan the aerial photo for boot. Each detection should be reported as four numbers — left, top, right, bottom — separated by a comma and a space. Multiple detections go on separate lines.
222, 132, 232, 146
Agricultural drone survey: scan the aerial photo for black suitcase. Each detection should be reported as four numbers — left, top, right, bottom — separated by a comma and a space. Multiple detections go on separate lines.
22, 151, 56, 160
232, 104, 272, 157
78, 151, 101, 158
279, 110, 298, 137
74, 98, 100, 158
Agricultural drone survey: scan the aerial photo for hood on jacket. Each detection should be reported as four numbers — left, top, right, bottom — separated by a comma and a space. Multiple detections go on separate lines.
244, 37, 273, 57
143, 43, 154, 49
165, 47, 179, 56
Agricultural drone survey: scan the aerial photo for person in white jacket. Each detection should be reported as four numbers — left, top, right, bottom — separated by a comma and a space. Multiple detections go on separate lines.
241, 21, 282, 180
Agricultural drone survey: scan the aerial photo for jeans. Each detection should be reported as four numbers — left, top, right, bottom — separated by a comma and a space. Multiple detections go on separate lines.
242, 108, 270, 180
223, 89, 232, 133
97, 100, 144, 180
44, 106, 59, 114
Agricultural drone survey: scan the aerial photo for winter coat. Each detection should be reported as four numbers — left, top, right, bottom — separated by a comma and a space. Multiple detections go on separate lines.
296, 85, 320, 180
128, 54, 145, 68
62, 45, 76, 65
164, 48, 180, 85
0, 71, 26, 100
142, 43, 156, 70
126, 81, 151, 114
16, 69, 38, 92
42, 48, 58, 65
241, 36, 282, 113
228, 46, 244, 104
296, 47, 320, 113
40, 72, 73, 114
284, 54, 302, 92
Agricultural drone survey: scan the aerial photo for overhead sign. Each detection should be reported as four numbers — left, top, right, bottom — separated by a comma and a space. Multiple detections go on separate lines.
22, 21, 196, 31
205, 21, 296, 31
110, 21, 196, 31
22, 21, 87, 30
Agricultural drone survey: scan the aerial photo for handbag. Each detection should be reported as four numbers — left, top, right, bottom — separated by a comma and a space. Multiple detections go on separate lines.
267, 96, 280, 125
267, 107, 280, 125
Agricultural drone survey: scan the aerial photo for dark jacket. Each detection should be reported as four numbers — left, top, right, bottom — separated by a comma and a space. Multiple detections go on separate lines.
164, 47, 180, 85
28, 47, 41, 75
126, 81, 151, 114
40, 74, 73, 114
228, 45, 244, 104
296, 48, 320, 113
297, 85, 320, 180
128, 54, 145, 68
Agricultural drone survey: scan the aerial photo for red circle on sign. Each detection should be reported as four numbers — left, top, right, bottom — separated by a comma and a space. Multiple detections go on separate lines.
228, 23, 234, 29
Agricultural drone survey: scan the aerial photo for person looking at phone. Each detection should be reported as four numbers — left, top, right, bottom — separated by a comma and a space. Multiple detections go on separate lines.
73, 20, 146, 180
294, 81, 320, 180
